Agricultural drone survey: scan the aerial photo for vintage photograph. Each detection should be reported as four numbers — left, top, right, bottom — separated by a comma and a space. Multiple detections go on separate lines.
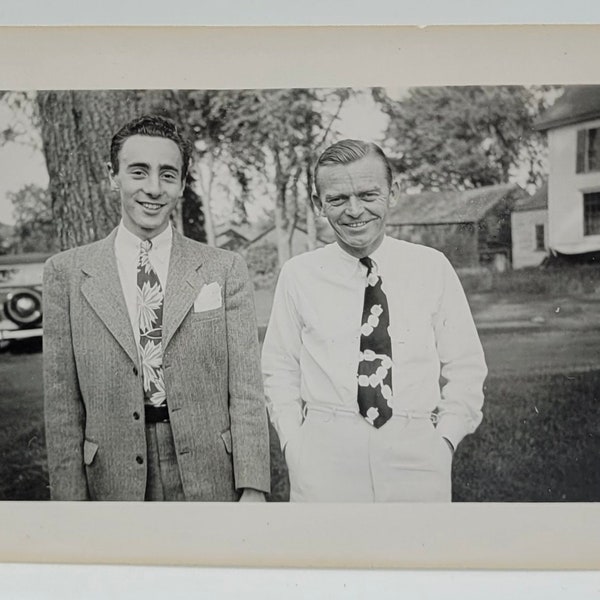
1, 84, 598, 504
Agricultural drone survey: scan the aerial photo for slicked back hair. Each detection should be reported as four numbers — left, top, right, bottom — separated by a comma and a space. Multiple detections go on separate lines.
110, 114, 192, 181
313, 139, 392, 196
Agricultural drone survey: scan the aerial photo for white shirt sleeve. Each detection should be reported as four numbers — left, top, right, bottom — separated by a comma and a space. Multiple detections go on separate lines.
433, 255, 488, 449
261, 263, 305, 451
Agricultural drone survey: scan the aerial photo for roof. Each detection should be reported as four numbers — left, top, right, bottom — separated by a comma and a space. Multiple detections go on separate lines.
513, 181, 547, 212
388, 183, 524, 225
215, 221, 272, 245
0, 252, 54, 266
535, 86, 600, 131
216, 216, 337, 246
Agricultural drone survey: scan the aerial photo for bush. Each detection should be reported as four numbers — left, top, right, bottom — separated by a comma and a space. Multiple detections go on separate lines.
456, 267, 493, 293
491, 265, 600, 296
457, 264, 600, 296
243, 243, 279, 290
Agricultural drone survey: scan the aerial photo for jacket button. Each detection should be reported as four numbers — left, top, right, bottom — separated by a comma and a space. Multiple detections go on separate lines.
136, 455, 144, 464
133, 366, 138, 376
133, 411, 140, 420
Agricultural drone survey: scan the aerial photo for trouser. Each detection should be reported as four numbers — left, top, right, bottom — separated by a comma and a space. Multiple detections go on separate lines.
285, 407, 453, 502
144, 422, 185, 501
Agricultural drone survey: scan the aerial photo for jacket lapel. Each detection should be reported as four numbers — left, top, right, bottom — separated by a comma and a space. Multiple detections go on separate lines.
162, 230, 206, 351
80, 229, 139, 365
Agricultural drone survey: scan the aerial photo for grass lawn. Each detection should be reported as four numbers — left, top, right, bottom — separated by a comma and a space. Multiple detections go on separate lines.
0, 341, 49, 500
1, 339, 599, 502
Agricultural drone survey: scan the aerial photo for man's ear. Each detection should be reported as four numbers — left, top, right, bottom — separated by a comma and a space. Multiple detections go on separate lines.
311, 193, 323, 216
389, 179, 401, 208
107, 162, 119, 190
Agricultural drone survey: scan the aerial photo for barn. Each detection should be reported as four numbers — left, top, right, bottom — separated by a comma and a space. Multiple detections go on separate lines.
386, 183, 527, 271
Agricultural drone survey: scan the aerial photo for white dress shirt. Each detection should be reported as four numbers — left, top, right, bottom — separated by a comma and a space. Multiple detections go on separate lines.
114, 222, 172, 342
261, 236, 488, 452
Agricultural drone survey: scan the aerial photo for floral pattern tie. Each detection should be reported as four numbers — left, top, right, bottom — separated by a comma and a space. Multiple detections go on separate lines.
357, 256, 393, 428
137, 240, 166, 407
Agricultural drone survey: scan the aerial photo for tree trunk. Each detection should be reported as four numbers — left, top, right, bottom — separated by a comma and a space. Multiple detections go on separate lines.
203, 195, 217, 247
36, 90, 207, 249
305, 161, 317, 250
37, 90, 140, 250
274, 197, 290, 266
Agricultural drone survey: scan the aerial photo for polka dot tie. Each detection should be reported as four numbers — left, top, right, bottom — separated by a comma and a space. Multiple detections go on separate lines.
137, 240, 166, 407
356, 256, 393, 428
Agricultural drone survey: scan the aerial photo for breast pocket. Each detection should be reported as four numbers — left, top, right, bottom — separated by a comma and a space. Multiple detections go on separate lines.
190, 306, 225, 322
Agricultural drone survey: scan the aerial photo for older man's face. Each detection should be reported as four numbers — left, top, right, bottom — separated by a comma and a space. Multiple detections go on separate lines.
314, 154, 391, 258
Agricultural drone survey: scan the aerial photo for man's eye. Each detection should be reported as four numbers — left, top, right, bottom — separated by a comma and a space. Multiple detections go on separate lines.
130, 170, 146, 177
162, 172, 178, 181
328, 198, 345, 207
362, 193, 380, 201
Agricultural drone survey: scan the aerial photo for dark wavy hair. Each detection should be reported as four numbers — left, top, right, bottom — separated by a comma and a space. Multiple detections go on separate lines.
110, 114, 192, 181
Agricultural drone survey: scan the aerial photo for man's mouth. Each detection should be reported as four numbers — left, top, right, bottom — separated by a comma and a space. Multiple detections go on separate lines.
138, 201, 164, 212
345, 219, 373, 229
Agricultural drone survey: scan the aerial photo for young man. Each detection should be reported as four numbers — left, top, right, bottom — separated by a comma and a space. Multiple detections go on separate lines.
44, 115, 270, 501
262, 139, 487, 502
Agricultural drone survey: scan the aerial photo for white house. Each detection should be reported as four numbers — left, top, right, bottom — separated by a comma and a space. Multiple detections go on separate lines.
511, 181, 548, 269
535, 86, 600, 257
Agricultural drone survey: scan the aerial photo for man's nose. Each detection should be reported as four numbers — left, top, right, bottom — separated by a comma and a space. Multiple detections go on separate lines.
345, 195, 363, 217
143, 173, 161, 197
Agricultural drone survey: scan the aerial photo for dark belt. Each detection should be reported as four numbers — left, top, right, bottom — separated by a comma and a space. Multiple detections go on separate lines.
144, 404, 170, 424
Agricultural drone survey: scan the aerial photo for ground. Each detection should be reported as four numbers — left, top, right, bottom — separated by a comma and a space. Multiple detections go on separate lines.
1, 290, 600, 501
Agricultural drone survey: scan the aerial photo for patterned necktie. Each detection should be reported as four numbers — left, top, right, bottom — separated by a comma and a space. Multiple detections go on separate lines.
137, 240, 166, 407
357, 256, 393, 428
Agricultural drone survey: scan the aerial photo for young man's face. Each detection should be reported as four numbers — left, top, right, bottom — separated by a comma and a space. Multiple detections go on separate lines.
109, 134, 185, 240
313, 153, 392, 258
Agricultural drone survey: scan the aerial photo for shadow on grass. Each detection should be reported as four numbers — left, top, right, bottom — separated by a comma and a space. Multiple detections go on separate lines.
0, 337, 43, 355
2, 360, 598, 502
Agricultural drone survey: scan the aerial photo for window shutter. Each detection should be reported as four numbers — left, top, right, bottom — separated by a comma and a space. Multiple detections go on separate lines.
576, 129, 586, 173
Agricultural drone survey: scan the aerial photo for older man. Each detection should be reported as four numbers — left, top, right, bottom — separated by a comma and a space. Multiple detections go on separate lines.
262, 139, 487, 502
44, 115, 270, 501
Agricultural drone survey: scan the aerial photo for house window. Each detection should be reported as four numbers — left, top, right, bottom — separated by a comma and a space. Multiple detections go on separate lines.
584, 192, 600, 236
535, 224, 545, 250
576, 127, 600, 173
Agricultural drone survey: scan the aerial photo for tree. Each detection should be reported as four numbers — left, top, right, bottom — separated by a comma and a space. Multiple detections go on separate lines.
374, 86, 553, 191
35, 90, 207, 250
213, 88, 349, 265
9, 184, 58, 253
36, 90, 141, 250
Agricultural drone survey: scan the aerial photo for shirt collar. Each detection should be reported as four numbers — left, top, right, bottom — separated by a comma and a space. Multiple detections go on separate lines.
114, 221, 173, 263
331, 235, 391, 271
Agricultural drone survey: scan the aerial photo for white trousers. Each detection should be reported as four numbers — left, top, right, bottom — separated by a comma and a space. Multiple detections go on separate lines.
285, 409, 452, 502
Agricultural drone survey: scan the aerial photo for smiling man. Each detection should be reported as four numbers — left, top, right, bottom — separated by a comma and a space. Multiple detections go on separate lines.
262, 139, 487, 502
43, 115, 270, 501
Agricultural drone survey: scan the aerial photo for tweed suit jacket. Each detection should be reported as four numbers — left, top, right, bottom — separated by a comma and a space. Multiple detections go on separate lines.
43, 227, 270, 501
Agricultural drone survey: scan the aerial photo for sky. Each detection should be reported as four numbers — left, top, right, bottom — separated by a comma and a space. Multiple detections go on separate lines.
0, 102, 48, 225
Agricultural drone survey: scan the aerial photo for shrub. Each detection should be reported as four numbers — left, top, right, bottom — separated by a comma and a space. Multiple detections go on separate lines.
244, 243, 279, 290
458, 264, 600, 296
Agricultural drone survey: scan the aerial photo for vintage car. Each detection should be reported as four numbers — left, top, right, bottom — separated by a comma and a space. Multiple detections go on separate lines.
0, 252, 52, 343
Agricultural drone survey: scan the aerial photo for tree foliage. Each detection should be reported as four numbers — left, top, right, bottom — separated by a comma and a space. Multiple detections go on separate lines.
31, 88, 348, 258
35, 90, 207, 250
198, 88, 350, 264
374, 86, 554, 191
9, 184, 58, 253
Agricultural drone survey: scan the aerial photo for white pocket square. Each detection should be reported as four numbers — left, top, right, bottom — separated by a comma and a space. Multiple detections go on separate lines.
194, 282, 222, 312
